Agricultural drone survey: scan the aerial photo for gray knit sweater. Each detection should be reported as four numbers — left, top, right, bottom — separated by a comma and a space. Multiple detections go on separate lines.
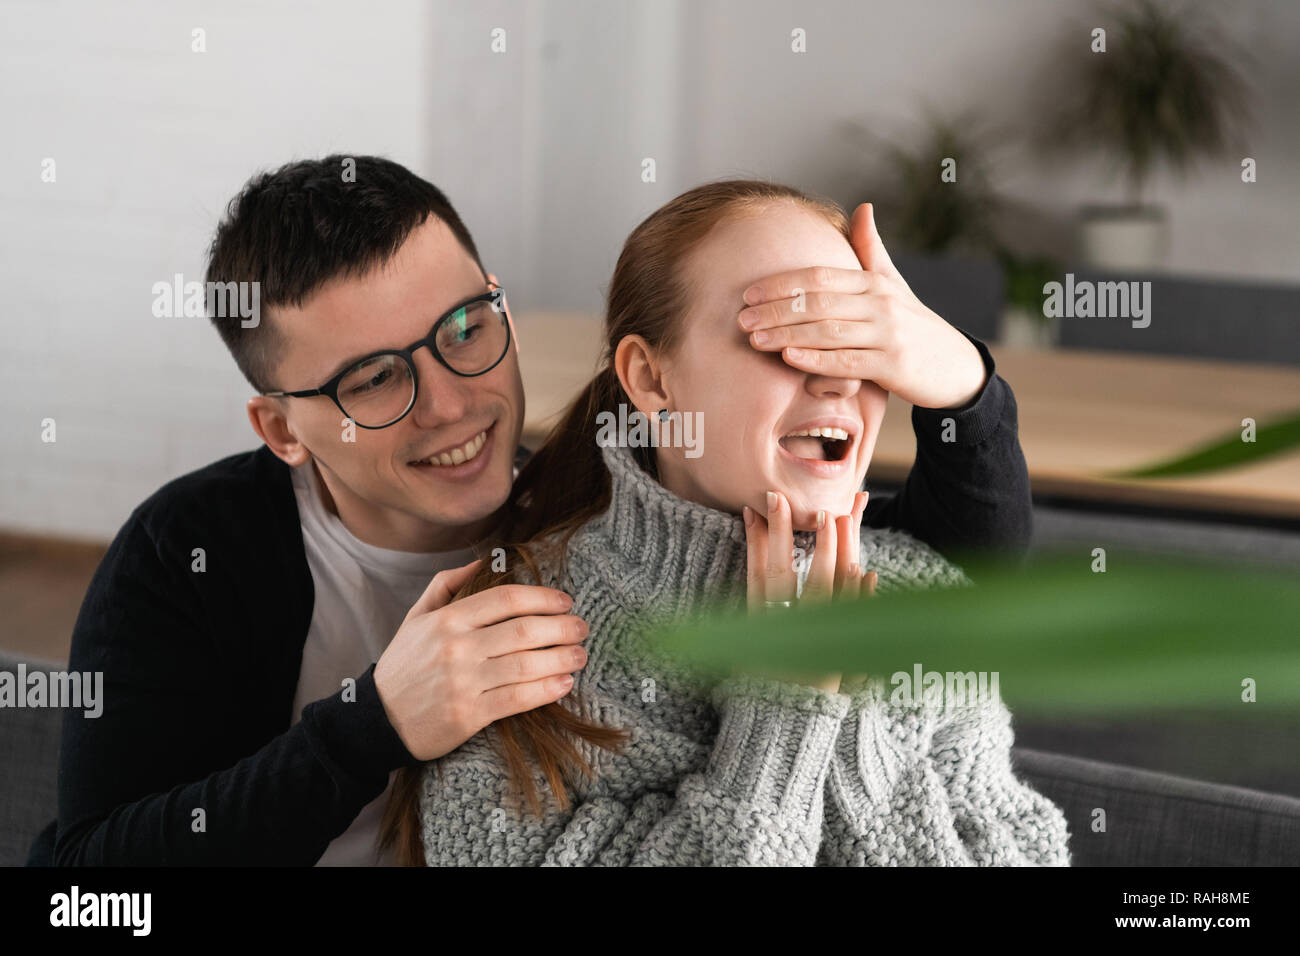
417, 442, 1071, 866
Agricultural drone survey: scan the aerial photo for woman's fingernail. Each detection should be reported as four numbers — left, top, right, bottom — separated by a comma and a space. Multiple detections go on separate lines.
767, 491, 778, 512
738, 309, 758, 330
742, 505, 754, 527
786, 347, 807, 361
751, 329, 771, 346
817, 509, 826, 530
743, 285, 761, 305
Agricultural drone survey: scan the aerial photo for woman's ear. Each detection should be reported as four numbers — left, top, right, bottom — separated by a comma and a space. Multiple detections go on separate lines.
613, 334, 671, 418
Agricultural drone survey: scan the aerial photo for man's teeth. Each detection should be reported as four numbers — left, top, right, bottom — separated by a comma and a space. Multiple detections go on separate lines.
421, 429, 488, 467
783, 426, 850, 440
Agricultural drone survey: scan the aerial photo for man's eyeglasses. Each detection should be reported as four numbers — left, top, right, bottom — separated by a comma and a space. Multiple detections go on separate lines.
263, 285, 512, 429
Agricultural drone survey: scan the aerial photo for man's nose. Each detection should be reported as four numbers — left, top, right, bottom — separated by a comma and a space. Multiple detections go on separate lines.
408, 348, 472, 426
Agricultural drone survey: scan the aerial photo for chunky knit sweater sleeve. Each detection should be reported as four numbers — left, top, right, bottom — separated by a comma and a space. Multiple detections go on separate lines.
419, 675, 849, 867
629, 675, 849, 865
817, 530, 1072, 866
820, 681, 1070, 866
926, 691, 1071, 865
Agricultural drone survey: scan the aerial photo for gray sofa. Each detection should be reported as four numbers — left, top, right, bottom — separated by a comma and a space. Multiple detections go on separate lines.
2, 652, 64, 867
891, 251, 1300, 367
1055, 268, 1300, 366
4, 648, 1299, 866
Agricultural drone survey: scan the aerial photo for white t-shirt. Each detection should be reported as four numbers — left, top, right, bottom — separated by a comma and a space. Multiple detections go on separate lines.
289, 458, 487, 866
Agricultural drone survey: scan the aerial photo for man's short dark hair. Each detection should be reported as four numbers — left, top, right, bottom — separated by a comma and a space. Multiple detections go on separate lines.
205, 154, 485, 393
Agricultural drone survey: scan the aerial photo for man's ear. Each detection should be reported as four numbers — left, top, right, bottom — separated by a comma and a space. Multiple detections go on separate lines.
247, 396, 311, 467
613, 334, 671, 418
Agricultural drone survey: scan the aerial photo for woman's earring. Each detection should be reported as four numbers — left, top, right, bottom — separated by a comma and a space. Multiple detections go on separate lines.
657, 408, 670, 422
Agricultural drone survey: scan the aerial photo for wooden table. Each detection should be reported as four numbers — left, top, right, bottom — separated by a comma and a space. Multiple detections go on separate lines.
516, 311, 1300, 521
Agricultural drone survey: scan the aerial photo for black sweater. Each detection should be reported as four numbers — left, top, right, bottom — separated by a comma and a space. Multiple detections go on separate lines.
28, 333, 1029, 865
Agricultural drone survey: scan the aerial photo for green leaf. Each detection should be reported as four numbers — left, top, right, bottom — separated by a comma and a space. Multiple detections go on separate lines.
649, 553, 1300, 718
1110, 411, 1300, 478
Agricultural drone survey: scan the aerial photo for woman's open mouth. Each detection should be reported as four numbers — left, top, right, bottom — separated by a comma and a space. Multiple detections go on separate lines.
777, 426, 852, 462
776, 422, 857, 477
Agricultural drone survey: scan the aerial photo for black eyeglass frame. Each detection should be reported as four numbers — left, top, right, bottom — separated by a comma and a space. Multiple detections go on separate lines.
262, 284, 511, 430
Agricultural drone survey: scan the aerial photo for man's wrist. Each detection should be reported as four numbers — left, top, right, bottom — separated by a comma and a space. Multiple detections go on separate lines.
302, 663, 418, 776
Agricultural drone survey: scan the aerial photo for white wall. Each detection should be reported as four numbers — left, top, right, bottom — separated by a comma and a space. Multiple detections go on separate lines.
671, 0, 1300, 283
2, 0, 1296, 540
1, 0, 432, 539
424, 0, 698, 310
447, 0, 1300, 307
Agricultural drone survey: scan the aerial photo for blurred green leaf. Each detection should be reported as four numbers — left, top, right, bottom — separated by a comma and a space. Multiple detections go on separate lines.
1112, 411, 1300, 478
649, 553, 1300, 718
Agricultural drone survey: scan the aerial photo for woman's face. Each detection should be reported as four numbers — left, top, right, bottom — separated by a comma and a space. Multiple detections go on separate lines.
654, 201, 888, 530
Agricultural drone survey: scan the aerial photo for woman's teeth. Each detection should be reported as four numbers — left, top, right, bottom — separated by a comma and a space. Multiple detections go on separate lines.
784, 426, 849, 441
779, 426, 851, 462
420, 429, 488, 467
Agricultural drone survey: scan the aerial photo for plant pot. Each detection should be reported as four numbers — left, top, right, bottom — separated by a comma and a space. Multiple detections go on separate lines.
999, 304, 1058, 349
1077, 204, 1169, 271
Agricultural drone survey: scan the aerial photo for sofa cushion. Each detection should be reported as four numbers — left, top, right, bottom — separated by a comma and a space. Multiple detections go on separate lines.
1013, 746, 1300, 866
0, 651, 63, 867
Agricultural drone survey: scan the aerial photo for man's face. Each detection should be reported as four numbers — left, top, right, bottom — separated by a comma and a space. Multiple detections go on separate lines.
254, 216, 524, 552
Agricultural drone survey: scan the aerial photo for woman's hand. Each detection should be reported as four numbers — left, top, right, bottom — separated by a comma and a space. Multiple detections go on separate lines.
741, 490, 873, 693
736, 203, 987, 411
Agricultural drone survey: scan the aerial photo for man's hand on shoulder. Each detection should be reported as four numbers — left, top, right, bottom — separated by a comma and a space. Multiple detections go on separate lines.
373, 560, 589, 761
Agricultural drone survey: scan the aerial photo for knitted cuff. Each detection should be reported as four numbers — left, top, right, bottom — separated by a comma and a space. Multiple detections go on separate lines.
707, 675, 849, 822
825, 678, 893, 828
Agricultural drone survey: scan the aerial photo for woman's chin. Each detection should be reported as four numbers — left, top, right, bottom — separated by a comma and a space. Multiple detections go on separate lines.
783, 492, 860, 530
769, 461, 865, 526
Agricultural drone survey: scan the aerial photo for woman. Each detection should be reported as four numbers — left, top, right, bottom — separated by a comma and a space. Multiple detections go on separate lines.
379, 180, 1071, 866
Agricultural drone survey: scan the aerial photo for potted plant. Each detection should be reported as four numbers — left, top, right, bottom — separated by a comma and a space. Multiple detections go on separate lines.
848, 106, 1003, 257
996, 251, 1066, 348
847, 107, 1025, 345
1040, 0, 1251, 270
849, 109, 1074, 347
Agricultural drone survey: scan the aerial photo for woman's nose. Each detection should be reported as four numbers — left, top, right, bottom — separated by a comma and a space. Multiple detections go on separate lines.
805, 373, 862, 399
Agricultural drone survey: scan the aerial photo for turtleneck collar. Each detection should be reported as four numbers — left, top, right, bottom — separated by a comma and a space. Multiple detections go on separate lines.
571, 442, 816, 621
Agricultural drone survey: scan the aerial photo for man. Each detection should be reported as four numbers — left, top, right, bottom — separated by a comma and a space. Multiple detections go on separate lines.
29, 155, 1030, 865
